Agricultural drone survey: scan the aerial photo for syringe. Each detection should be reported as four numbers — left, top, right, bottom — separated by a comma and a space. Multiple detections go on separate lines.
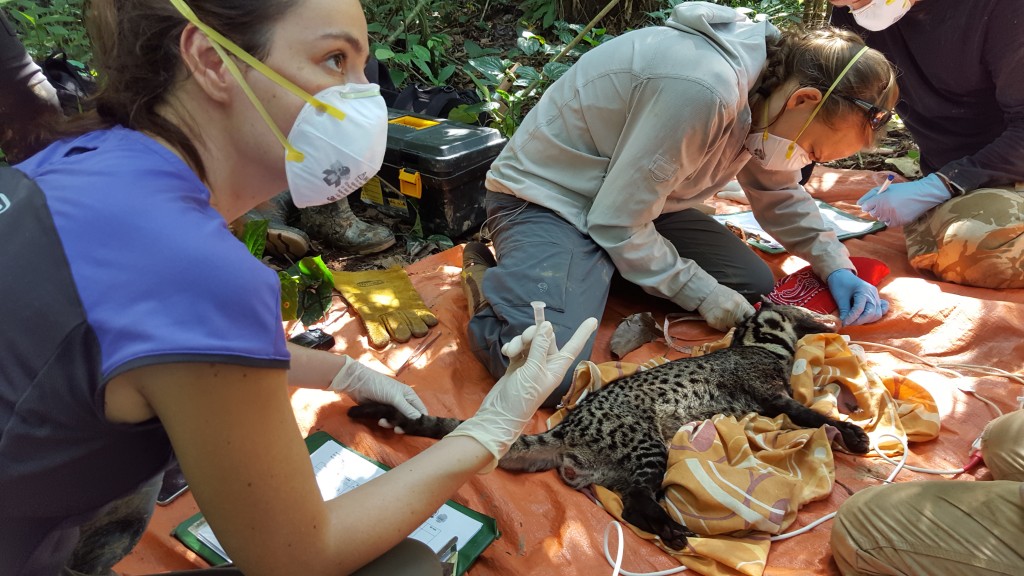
531, 300, 546, 326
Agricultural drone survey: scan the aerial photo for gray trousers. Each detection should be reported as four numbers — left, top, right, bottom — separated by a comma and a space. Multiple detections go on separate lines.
468, 191, 774, 407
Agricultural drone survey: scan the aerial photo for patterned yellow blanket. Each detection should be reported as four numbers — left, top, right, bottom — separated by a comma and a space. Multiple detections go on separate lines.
549, 332, 940, 576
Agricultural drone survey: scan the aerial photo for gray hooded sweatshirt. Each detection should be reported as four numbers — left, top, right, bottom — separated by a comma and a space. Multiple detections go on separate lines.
485, 2, 854, 311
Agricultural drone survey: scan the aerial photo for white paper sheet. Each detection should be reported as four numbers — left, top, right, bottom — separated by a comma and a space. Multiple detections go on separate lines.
193, 439, 483, 562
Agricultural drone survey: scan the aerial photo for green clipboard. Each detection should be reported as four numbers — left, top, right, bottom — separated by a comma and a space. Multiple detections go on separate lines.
712, 200, 886, 254
173, 431, 498, 576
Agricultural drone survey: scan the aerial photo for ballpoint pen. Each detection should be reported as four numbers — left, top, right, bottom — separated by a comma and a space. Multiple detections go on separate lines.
875, 173, 896, 195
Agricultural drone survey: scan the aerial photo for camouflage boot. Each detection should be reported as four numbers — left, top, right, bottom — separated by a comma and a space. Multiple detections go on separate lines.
299, 196, 396, 255
232, 191, 310, 261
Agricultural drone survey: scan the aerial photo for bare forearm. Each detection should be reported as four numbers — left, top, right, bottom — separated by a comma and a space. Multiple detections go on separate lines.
321, 435, 493, 570
286, 342, 347, 389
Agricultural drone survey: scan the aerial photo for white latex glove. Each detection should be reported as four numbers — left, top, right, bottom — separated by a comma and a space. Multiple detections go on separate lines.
449, 318, 599, 472
696, 284, 756, 332
329, 356, 428, 419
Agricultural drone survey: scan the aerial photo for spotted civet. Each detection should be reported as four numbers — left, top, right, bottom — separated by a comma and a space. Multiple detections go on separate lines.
348, 302, 870, 549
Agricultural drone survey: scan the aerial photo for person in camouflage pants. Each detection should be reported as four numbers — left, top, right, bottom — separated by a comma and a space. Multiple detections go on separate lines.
831, 0, 1024, 289
904, 186, 1024, 289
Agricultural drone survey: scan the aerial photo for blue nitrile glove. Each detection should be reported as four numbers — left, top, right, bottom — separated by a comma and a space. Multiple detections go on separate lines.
858, 173, 951, 228
826, 269, 889, 326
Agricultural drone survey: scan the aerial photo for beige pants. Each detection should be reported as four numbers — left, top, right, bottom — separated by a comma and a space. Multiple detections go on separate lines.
904, 187, 1024, 289
831, 410, 1024, 575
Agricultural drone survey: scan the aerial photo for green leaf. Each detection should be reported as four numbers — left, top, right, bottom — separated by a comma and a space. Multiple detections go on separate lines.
464, 39, 499, 58
413, 58, 435, 81
542, 62, 571, 82
426, 234, 454, 250
467, 56, 509, 83
436, 64, 456, 85
517, 36, 541, 56
278, 272, 300, 321
514, 66, 541, 86
374, 46, 396, 60
300, 281, 334, 327
12, 10, 36, 26
294, 255, 333, 289
242, 219, 268, 259
389, 69, 408, 87
463, 71, 494, 95
37, 15, 78, 24
411, 44, 431, 62
45, 24, 70, 37
448, 106, 478, 125
285, 256, 335, 327
449, 101, 497, 124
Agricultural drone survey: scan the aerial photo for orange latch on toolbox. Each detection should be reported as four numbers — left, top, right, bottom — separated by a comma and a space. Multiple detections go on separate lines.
399, 169, 422, 198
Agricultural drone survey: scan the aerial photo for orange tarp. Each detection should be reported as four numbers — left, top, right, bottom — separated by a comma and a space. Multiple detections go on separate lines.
117, 167, 1024, 575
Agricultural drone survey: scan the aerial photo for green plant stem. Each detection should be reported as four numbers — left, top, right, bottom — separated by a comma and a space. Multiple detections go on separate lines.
519, 0, 621, 98
384, 0, 431, 45
479, 0, 491, 25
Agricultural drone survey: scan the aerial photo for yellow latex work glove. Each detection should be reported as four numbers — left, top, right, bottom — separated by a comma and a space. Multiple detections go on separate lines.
332, 268, 439, 349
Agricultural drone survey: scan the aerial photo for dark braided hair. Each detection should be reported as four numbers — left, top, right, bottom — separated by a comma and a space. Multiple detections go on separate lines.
754, 27, 898, 132
56, 0, 297, 181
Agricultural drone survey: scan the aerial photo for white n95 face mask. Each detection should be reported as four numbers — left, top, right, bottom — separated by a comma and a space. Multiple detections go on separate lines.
851, 0, 913, 31
168, 0, 389, 207
745, 45, 874, 173
745, 131, 811, 172
286, 84, 388, 208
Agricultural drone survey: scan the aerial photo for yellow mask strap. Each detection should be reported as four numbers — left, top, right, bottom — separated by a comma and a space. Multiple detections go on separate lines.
209, 42, 304, 161
168, 0, 348, 161
784, 45, 871, 159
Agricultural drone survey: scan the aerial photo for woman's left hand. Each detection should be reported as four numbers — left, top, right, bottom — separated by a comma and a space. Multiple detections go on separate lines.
329, 356, 428, 419
826, 268, 889, 326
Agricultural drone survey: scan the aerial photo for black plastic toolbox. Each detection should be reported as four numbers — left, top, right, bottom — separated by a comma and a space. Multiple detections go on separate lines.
358, 109, 507, 238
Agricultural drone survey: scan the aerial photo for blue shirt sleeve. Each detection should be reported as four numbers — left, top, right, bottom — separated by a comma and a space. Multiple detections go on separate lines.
18, 127, 290, 380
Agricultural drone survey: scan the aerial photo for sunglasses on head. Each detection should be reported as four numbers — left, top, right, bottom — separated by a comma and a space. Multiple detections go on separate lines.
834, 93, 894, 131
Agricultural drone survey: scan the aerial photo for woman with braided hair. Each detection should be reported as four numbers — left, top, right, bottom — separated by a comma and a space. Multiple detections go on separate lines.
462, 1, 899, 407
